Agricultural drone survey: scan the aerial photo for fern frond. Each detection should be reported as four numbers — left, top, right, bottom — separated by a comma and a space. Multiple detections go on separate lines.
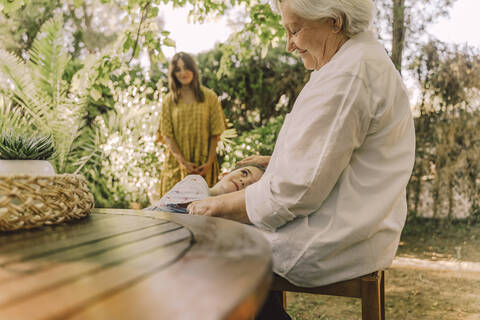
0, 95, 33, 132
28, 16, 70, 107
0, 49, 53, 133
218, 128, 238, 156
67, 126, 103, 175
0, 49, 35, 101
49, 95, 88, 172
70, 54, 102, 97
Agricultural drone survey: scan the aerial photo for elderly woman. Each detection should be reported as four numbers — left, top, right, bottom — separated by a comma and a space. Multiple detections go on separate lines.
188, 0, 415, 318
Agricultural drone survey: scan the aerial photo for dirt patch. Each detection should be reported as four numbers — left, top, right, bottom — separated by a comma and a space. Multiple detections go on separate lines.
285, 221, 480, 320
286, 269, 480, 320
397, 219, 480, 262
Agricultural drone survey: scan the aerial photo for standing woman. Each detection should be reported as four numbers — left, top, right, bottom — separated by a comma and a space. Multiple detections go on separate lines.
157, 52, 226, 197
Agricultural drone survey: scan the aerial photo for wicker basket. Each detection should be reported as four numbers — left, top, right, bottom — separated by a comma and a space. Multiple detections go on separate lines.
0, 174, 94, 232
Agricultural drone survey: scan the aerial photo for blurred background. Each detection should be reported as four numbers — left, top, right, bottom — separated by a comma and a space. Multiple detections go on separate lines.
0, 0, 478, 222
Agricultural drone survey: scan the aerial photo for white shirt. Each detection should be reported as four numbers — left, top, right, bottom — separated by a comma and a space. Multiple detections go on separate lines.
245, 31, 416, 287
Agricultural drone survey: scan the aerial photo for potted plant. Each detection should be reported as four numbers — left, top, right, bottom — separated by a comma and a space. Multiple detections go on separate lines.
0, 126, 95, 232
0, 128, 55, 176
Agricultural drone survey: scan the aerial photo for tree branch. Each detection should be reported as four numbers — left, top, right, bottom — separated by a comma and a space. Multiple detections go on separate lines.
128, 1, 151, 64
391, 0, 406, 73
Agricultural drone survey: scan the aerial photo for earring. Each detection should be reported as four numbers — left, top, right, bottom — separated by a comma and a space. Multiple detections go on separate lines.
332, 16, 343, 32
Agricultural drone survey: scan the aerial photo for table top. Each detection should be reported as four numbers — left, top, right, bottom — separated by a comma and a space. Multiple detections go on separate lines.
0, 208, 272, 320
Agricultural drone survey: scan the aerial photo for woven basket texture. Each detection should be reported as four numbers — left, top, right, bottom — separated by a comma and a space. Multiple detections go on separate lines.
0, 174, 94, 231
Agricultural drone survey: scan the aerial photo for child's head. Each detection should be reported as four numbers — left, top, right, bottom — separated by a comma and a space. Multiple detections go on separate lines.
209, 163, 266, 196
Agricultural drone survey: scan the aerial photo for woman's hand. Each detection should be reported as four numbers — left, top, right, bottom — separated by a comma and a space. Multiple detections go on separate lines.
196, 161, 213, 177
237, 155, 271, 168
187, 190, 251, 224
196, 134, 220, 177
162, 136, 199, 174
180, 160, 199, 174
187, 196, 222, 217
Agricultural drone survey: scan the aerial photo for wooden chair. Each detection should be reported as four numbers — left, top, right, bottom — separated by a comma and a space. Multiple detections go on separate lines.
272, 271, 385, 320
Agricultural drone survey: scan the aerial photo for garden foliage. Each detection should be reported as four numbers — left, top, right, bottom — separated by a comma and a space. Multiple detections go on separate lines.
197, 43, 308, 133
407, 40, 480, 222
81, 80, 164, 208
220, 115, 285, 172
0, 15, 165, 208
0, 16, 85, 172
0, 0, 479, 223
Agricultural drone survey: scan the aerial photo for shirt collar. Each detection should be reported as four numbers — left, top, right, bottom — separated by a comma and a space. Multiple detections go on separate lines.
311, 30, 376, 78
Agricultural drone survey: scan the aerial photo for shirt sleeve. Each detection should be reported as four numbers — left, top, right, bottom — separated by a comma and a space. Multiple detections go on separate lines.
246, 73, 373, 232
206, 89, 226, 136
159, 95, 174, 139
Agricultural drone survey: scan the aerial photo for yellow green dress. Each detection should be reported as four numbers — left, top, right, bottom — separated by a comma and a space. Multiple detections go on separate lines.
157, 87, 226, 197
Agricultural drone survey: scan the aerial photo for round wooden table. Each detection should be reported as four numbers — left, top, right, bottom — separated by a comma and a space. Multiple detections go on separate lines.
0, 208, 272, 320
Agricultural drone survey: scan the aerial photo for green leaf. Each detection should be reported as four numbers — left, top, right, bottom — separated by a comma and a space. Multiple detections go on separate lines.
73, 0, 84, 8
148, 6, 159, 18
133, 45, 141, 58
1, 0, 26, 13
163, 37, 176, 48
0, 129, 55, 160
144, 32, 153, 44
123, 34, 133, 51
261, 45, 269, 58
90, 88, 102, 101
156, 50, 167, 64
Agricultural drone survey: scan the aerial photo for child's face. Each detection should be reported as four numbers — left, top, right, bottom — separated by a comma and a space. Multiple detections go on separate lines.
212, 166, 264, 195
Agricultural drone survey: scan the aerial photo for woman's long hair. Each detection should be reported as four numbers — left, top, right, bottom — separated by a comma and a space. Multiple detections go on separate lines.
168, 52, 205, 104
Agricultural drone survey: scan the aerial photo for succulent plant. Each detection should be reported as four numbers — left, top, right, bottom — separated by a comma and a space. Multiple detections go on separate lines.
0, 129, 55, 160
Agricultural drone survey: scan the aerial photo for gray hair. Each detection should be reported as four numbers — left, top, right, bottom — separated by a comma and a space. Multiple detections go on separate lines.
271, 0, 375, 38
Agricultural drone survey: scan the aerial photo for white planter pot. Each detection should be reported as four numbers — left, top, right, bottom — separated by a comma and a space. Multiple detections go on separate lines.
0, 160, 55, 176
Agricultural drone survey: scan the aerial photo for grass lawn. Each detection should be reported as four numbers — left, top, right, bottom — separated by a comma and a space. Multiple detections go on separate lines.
285, 219, 480, 320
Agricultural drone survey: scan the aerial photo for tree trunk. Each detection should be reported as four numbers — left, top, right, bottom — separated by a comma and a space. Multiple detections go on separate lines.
391, 0, 406, 73
412, 157, 423, 218
432, 166, 440, 219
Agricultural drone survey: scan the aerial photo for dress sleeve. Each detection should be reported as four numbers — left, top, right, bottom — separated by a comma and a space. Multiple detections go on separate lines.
159, 95, 174, 140
206, 89, 226, 136
246, 74, 373, 232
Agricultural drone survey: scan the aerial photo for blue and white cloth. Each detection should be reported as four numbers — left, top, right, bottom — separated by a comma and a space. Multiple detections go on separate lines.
145, 175, 210, 213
